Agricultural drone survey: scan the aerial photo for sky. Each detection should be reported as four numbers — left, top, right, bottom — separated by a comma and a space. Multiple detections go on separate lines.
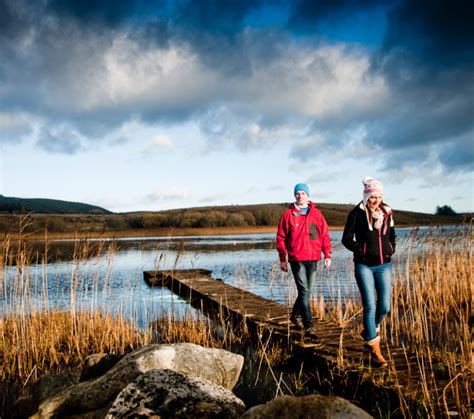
0, 0, 473, 214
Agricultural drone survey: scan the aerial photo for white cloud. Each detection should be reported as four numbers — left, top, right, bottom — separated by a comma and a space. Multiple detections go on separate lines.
140, 134, 174, 157
151, 135, 173, 148
144, 187, 193, 203
0, 112, 34, 143
230, 42, 388, 119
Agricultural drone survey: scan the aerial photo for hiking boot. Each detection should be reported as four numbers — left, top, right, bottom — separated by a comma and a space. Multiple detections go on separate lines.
304, 326, 318, 339
290, 315, 304, 330
367, 336, 388, 367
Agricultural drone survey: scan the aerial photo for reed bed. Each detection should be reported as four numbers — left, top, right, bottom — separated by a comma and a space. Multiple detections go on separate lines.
307, 226, 472, 417
0, 224, 471, 418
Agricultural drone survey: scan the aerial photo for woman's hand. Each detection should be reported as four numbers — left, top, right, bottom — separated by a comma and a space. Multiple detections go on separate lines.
324, 258, 332, 268
280, 261, 288, 272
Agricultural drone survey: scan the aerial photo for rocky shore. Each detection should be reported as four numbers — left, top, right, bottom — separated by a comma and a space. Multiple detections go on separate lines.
10, 342, 372, 418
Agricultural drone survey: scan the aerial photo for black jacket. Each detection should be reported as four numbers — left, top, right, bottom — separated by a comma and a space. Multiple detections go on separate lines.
341, 202, 396, 266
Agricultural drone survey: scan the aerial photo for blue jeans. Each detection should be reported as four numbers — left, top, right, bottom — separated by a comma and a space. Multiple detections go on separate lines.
290, 261, 317, 328
355, 262, 392, 341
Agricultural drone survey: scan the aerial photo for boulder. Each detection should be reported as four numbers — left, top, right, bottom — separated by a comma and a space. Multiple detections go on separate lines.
241, 395, 372, 419
106, 369, 246, 418
80, 353, 123, 381
8, 372, 80, 418
32, 372, 80, 403
31, 343, 244, 418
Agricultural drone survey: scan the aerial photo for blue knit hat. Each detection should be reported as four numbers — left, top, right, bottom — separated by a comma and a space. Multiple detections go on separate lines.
294, 183, 310, 196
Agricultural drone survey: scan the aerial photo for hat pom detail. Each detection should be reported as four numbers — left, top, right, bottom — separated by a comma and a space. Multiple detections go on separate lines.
362, 176, 374, 185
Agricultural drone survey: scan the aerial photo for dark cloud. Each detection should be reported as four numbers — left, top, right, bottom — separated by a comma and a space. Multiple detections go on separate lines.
0, 0, 472, 178
43, 0, 267, 34
173, 0, 263, 34
368, 93, 473, 149
438, 135, 474, 171
382, 0, 474, 67
287, 0, 394, 31
287, 0, 474, 174
44, 0, 152, 27
363, 0, 474, 172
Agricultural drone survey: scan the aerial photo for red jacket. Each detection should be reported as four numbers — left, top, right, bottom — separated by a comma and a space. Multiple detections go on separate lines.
276, 202, 332, 262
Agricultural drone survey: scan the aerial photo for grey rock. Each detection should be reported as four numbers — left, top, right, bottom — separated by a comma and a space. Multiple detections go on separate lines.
32, 372, 80, 404
31, 343, 244, 418
241, 395, 372, 419
106, 369, 246, 418
80, 353, 123, 381
7, 394, 34, 419
8, 372, 80, 419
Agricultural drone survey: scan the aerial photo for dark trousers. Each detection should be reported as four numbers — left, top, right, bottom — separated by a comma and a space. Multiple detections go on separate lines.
290, 261, 318, 328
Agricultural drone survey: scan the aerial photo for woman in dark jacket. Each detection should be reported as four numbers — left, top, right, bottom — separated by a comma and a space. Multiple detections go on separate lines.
342, 176, 395, 366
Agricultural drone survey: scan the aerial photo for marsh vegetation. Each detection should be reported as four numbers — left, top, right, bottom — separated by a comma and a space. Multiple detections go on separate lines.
0, 221, 471, 417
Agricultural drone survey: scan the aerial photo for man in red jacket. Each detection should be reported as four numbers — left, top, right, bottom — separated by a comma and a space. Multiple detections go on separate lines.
276, 183, 332, 337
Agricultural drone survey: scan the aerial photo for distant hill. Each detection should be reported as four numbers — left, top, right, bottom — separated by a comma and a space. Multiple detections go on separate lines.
0, 195, 112, 215
125, 202, 471, 228
0, 199, 470, 237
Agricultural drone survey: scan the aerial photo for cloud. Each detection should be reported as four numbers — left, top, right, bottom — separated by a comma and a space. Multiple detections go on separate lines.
0, 0, 472, 179
140, 134, 174, 157
198, 193, 228, 204
36, 127, 83, 154
144, 187, 193, 203
361, 0, 474, 173
287, 0, 393, 32
438, 134, 474, 171
381, 0, 474, 68
0, 112, 33, 143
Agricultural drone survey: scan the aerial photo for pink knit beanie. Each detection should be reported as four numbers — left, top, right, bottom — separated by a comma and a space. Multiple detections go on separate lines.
362, 176, 383, 205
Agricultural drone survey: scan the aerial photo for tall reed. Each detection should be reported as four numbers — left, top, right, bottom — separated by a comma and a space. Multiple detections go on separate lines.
309, 226, 472, 417
1, 222, 471, 418
0, 228, 152, 409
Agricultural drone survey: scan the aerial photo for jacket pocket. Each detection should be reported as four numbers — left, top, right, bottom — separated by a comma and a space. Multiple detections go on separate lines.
309, 223, 319, 240
382, 239, 394, 257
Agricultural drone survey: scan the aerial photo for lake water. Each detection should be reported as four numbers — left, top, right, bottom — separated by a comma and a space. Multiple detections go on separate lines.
0, 226, 461, 328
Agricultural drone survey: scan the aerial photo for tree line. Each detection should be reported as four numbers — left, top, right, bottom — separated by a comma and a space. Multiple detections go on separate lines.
0, 203, 467, 235
0, 204, 292, 234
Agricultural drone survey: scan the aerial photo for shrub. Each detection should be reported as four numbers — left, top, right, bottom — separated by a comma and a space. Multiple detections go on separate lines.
435, 205, 457, 216
224, 213, 247, 227
240, 211, 256, 226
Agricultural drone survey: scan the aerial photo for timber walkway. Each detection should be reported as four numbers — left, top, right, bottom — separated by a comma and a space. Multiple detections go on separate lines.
143, 268, 464, 417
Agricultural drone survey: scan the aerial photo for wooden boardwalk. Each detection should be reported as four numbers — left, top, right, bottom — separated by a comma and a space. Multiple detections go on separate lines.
143, 268, 465, 416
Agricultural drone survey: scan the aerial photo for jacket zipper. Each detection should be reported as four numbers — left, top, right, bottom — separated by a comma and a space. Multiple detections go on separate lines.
378, 227, 383, 264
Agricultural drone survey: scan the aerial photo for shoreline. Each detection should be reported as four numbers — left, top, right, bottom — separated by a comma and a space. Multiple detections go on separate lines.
3, 225, 281, 241
1, 222, 466, 241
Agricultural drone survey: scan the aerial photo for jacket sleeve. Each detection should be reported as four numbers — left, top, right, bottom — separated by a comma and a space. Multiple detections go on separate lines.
276, 213, 288, 262
341, 209, 362, 254
319, 214, 332, 259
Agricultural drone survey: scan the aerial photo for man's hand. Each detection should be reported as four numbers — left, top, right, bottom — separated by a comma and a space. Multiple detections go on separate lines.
280, 261, 288, 272
324, 258, 332, 269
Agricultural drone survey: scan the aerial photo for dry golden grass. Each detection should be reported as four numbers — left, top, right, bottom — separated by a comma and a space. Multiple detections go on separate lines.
0, 223, 471, 417
309, 226, 472, 417
3, 225, 280, 241
4, 224, 346, 241
0, 310, 150, 385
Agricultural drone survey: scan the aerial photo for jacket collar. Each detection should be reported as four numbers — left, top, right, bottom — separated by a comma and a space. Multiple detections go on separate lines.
290, 201, 315, 211
358, 201, 394, 231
